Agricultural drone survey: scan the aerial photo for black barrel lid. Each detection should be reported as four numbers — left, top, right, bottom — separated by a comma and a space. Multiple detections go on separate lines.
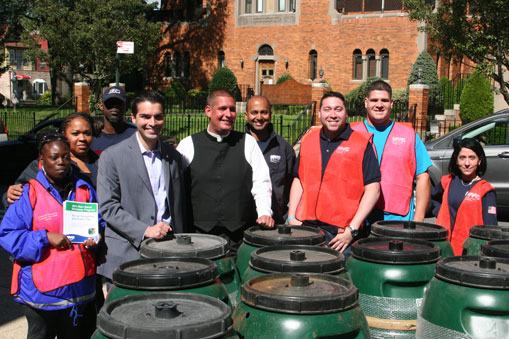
241, 273, 357, 314
243, 225, 325, 247
140, 234, 228, 260
482, 240, 509, 259
97, 292, 232, 339
112, 258, 218, 290
371, 221, 449, 241
249, 245, 346, 275
436, 256, 509, 289
469, 226, 509, 240
351, 238, 441, 264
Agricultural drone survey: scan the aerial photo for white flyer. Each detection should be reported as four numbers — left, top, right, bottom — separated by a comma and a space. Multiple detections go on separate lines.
63, 201, 99, 243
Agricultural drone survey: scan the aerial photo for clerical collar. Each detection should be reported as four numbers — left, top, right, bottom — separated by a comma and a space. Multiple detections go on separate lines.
207, 125, 230, 142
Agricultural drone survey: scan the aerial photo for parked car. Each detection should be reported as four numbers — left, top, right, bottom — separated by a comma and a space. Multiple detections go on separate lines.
425, 109, 509, 214
0, 118, 63, 185
0, 118, 8, 142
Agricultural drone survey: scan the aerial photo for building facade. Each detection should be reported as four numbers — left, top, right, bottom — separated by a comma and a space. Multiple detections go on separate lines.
155, 0, 428, 97
0, 40, 51, 105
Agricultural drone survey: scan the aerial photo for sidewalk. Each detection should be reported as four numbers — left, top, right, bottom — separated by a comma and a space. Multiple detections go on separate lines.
0, 248, 27, 339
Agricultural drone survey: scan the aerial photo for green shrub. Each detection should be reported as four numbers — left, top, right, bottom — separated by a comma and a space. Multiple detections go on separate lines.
392, 88, 408, 107
345, 77, 383, 115
455, 78, 466, 104
37, 91, 52, 106
407, 51, 441, 102
88, 93, 99, 114
209, 67, 239, 95
276, 74, 293, 84
439, 76, 454, 109
166, 80, 186, 101
188, 89, 207, 97
460, 71, 494, 123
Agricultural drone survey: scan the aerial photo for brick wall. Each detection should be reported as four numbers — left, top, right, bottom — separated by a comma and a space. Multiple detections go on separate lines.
155, 0, 422, 97
261, 78, 312, 105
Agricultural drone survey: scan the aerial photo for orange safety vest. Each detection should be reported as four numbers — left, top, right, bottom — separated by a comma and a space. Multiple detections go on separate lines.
297, 127, 370, 228
11, 179, 96, 294
436, 175, 494, 256
351, 121, 416, 215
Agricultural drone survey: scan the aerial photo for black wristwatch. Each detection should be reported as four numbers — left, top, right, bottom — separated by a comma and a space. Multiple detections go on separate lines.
348, 225, 359, 237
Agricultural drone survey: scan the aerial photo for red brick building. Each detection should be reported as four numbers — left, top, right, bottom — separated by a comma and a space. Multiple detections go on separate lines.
154, 0, 429, 96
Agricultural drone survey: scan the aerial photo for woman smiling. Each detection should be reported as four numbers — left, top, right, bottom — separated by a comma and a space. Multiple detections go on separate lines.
432, 138, 497, 255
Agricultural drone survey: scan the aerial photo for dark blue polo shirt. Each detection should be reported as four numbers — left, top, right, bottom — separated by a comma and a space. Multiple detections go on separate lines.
294, 124, 381, 185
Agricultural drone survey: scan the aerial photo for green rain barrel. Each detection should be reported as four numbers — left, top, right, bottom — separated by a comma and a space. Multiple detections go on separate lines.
417, 256, 509, 338
463, 226, 509, 256
106, 257, 229, 306
347, 238, 441, 339
242, 244, 350, 282
482, 240, 509, 259
93, 292, 236, 339
140, 234, 241, 307
233, 273, 371, 338
371, 220, 454, 257
236, 225, 324, 281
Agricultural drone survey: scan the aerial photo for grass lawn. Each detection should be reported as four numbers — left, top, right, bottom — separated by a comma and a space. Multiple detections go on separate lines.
1, 106, 75, 138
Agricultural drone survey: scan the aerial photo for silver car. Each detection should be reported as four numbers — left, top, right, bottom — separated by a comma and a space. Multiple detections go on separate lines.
425, 109, 509, 213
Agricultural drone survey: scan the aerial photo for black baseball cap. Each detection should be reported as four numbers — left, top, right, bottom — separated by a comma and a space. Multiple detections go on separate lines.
102, 86, 127, 103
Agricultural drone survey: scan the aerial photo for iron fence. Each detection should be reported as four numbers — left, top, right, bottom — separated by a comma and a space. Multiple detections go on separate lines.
165, 95, 207, 114
0, 107, 74, 139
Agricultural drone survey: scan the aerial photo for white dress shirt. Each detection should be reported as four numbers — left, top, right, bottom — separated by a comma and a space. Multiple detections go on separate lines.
177, 126, 273, 217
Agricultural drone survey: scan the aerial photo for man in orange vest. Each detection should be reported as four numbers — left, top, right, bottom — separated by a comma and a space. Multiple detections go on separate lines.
287, 91, 381, 257
351, 80, 431, 224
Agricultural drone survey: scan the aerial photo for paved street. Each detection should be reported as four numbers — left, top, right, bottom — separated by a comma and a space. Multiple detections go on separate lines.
0, 181, 507, 338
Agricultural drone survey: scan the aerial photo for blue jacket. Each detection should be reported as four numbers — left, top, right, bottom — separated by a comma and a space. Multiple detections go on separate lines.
0, 170, 105, 310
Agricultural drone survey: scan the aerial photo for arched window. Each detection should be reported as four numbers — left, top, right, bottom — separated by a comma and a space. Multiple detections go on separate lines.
218, 50, 225, 68
367, 49, 376, 78
258, 44, 274, 56
353, 49, 363, 80
164, 52, 172, 77
174, 52, 182, 78
309, 50, 317, 80
183, 51, 190, 78
380, 49, 389, 80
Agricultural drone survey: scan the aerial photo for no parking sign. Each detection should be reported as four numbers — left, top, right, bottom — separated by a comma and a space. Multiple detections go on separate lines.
116, 41, 134, 54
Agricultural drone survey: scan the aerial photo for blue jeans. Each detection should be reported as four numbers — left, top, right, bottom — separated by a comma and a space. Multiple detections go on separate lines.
310, 224, 370, 261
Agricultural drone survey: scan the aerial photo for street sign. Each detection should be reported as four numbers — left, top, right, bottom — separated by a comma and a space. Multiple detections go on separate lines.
116, 41, 134, 54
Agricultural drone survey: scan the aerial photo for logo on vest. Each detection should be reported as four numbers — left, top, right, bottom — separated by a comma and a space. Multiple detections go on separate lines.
392, 137, 406, 145
38, 212, 58, 222
108, 88, 121, 95
335, 146, 350, 154
270, 155, 281, 163
464, 192, 481, 201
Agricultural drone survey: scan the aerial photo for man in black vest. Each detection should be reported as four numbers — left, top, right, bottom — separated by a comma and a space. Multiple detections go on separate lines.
177, 89, 274, 251
245, 95, 295, 224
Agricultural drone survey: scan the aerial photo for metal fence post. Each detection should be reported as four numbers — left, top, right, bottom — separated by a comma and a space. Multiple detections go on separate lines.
187, 114, 191, 136
279, 114, 283, 136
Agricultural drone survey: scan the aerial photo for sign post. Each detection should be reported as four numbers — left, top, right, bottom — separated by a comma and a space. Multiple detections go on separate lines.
115, 41, 134, 86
